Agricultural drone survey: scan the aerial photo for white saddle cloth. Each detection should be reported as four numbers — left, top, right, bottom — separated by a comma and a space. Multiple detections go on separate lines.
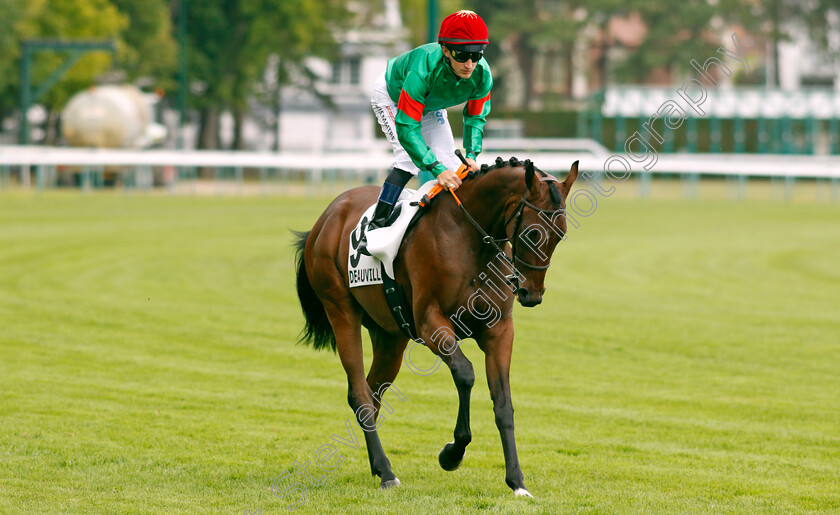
347, 180, 438, 287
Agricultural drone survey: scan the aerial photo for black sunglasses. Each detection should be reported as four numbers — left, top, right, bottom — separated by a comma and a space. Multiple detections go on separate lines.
447, 46, 483, 63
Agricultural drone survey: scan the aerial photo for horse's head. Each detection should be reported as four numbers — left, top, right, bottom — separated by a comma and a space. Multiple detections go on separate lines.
505, 160, 578, 307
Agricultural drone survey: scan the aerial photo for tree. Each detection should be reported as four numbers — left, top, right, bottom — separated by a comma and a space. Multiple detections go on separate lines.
182, 0, 357, 150
0, 0, 27, 116
719, 0, 838, 87
612, 0, 718, 83
1, 0, 180, 144
399, 0, 464, 47
12, 0, 127, 143
464, 0, 586, 108
17, 0, 127, 111
110, 0, 177, 89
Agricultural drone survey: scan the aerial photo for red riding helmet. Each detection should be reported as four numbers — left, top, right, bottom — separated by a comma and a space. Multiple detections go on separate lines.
438, 10, 489, 51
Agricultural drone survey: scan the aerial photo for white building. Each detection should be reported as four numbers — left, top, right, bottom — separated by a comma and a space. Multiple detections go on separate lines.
776, 12, 840, 91
279, 0, 409, 152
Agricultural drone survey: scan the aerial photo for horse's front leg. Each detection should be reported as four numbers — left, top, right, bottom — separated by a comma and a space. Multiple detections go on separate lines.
477, 318, 530, 496
416, 310, 475, 471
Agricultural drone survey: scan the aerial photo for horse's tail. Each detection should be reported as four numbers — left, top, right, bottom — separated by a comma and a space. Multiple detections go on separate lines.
292, 230, 337, 353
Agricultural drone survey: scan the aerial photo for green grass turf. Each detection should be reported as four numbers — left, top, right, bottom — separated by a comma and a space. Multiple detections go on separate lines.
1, 191, 838, 513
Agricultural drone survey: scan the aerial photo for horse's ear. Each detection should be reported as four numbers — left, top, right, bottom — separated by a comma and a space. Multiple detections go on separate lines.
560, 160, 579, 197
524, 160, 538, 194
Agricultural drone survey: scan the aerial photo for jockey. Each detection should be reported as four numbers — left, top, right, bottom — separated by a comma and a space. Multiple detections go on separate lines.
359, 10, 492, 253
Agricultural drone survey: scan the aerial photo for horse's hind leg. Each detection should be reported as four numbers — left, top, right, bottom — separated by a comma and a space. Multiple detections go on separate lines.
366, 327, 408, 419
325, 302, 400, 488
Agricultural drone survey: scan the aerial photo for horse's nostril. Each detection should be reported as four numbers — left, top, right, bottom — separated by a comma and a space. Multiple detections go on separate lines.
516, 288, 543, 307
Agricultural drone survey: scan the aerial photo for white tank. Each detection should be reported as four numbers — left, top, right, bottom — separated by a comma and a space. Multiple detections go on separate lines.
61, 85, 165, 148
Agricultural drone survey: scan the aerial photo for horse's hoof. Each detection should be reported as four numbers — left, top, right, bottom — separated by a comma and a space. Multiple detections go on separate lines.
380, 477, 401, 489
514, 488, 533, 497
438, 442, 463, 471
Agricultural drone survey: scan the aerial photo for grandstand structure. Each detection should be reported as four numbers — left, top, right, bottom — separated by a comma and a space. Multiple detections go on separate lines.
581, 86, 840, 155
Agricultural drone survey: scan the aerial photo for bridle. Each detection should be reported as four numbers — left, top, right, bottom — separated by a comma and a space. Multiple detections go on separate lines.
451, 171, 563, 286
503, 175, 563, 271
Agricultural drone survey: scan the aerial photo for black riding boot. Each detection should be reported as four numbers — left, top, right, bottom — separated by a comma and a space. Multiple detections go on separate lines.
368, 199, 395, 231
358, 167, 413, 255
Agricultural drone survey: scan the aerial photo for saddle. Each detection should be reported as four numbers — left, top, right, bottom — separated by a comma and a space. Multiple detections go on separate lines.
347, 165, 470, 341
347, 180, 436, 285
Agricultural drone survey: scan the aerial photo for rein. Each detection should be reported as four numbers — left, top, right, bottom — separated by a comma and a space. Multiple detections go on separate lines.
449, 189, 514, 268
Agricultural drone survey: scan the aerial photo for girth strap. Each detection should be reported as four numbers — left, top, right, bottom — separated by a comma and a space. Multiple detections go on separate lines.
380, 263, 419, 341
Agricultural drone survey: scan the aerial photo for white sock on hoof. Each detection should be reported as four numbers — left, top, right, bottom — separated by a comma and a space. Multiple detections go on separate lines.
381, 477, 400, 488
514, 488, 532, 497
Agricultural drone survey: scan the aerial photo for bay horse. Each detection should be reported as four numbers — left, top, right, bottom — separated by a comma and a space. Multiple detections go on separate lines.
293, 157, 578, 496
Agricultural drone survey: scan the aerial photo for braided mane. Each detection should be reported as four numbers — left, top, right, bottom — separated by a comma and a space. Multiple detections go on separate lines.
468, 155, 562, 205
